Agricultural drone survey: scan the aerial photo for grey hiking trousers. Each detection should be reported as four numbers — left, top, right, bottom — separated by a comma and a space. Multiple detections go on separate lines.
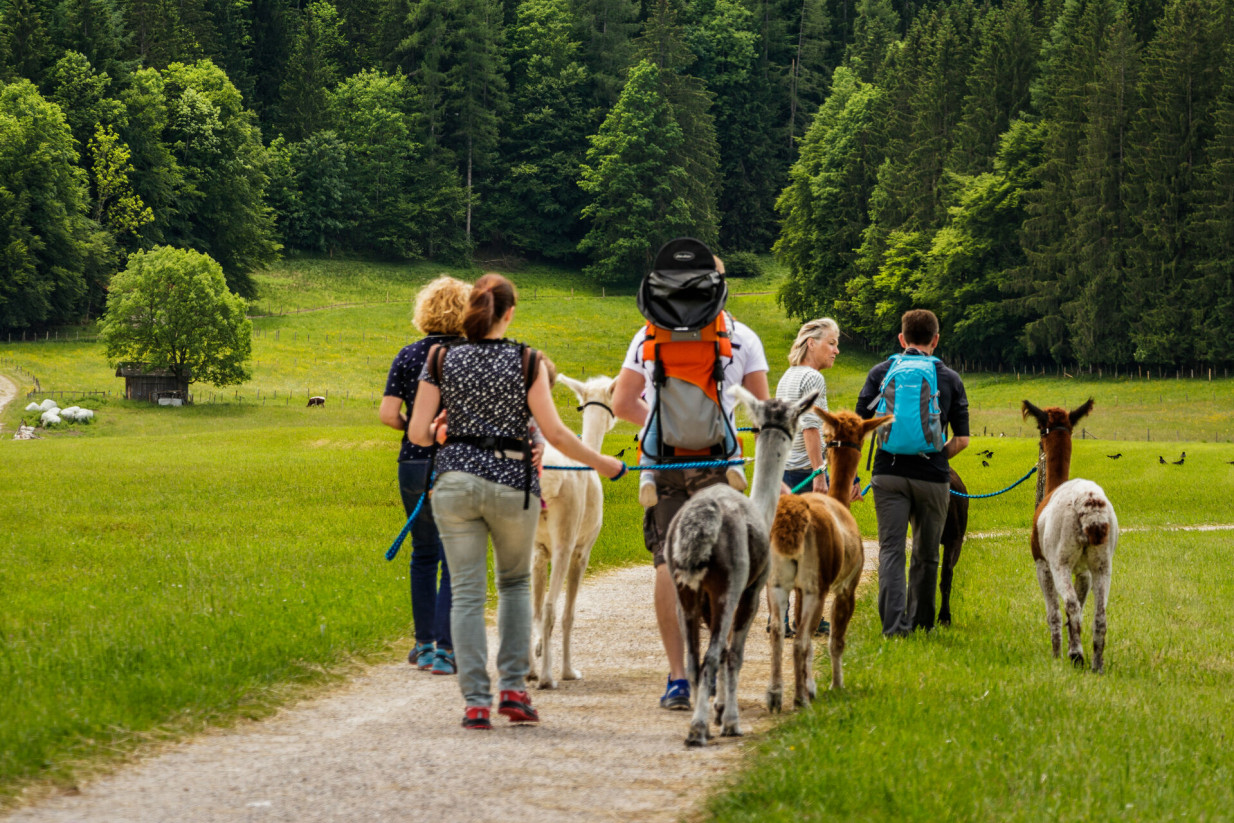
431, 471, 539, 708
871, 474, 950, 636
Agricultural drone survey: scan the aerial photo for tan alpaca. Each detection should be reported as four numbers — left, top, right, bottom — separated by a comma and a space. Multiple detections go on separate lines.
1023, 399, 1118, 673
766, 409, 891, 710
529, 375, 618, 689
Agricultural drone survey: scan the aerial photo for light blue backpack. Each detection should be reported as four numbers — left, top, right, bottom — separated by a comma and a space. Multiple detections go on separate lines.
868, 354, 944, 455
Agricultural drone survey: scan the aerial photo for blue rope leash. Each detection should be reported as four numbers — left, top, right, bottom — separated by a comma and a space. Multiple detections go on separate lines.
542, 458, 751, 472
858, 465, 1038, 500
386, 487, 429, 562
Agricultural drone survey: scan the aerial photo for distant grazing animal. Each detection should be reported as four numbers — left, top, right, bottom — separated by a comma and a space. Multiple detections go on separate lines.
666, 387, 815, 746
766, 408, 891, 711
307, 396, 326, 407
1022, 398, 1119, 673
529, 375, 618, 689
937, 468, 970, 627
1107, 454, 1122, 459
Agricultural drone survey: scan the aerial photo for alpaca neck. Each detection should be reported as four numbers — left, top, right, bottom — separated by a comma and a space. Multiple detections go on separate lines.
579, 409, 609, 454
750, 436, 790, 530
1042, 434, 1072, 495
826, 448, 859, 508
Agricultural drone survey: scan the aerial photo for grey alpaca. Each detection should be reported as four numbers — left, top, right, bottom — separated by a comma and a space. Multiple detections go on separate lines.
665, 386, 818, 747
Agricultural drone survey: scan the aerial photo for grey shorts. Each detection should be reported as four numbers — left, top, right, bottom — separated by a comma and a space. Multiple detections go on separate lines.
642, 466, 729, 567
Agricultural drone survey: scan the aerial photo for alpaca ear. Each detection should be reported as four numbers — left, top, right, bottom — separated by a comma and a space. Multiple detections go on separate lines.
814, 406, 839, 432
1069, 398, 1094, 427
1022, 400, 1047, 428
557, 374, 585, 402
793, 390, 820, 420
728, 384, 761, 417
862, 414, 893, 436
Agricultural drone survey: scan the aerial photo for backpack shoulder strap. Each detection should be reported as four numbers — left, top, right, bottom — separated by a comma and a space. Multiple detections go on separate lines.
521, 345, 541, 391
427, 343, 450, 384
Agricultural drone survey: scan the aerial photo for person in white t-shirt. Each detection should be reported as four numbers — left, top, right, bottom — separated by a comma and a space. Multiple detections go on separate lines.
611, 268, 770, 711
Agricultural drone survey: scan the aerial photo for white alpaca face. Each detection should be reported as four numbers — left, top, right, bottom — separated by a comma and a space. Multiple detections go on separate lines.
561, 374, 618, 433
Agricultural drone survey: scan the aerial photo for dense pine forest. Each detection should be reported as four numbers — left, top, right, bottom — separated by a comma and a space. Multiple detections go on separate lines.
0, 0, 1231, 369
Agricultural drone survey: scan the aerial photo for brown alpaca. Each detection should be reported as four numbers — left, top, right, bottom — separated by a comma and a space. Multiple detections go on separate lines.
1022, 398, 1119, 672
766, 409, 891, 710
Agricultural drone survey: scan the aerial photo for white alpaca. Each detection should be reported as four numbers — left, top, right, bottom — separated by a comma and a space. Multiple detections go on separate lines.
1023, 399, 1119, 673
530, 374, 618, 689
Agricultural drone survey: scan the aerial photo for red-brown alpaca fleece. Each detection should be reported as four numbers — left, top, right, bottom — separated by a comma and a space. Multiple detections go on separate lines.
770, 494, 858, 588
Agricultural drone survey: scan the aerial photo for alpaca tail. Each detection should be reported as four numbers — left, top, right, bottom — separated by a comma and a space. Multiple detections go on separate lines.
669, 499, 722, 590
771, 495, 810, 559
1078, 490, 1115, 547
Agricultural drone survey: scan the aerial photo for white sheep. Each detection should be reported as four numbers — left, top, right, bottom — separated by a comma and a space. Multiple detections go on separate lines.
38, 399, 59, 412
25, 402, 41, 412
40, 410, 62, 426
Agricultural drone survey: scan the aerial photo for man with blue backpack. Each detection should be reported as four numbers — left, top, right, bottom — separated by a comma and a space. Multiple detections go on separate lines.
857, 309, 969, 637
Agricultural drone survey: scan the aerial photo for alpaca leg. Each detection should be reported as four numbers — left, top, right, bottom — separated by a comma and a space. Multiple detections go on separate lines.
536, 546, 570, 690
794, 591, 821, 707
560, 546, 591, 681
1090, 564, 1111, 673
1035, 559, 1062, 658
828, 582, 858, 691
688, 597, 729, 747
1050, 562, 1084, 667
766, 583, 789, 713
938, 560, 954, 627
720, 609, 757, 737
530, 542, 549, 675
1075, 568, 1092, 610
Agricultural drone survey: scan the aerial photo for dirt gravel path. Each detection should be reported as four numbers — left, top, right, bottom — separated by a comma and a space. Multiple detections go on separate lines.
0, 373, 17, 436
5, 544, 879, 823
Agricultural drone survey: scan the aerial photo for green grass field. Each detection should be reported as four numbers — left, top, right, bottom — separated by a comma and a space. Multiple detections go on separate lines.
2, 256, 1233, 812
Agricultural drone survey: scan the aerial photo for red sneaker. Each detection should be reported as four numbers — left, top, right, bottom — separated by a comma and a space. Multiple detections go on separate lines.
497, 690, 540, 724
462, 706, 491, 730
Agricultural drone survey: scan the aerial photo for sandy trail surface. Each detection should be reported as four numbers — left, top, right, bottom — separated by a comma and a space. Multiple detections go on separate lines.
6, 543, 879, 823
0, 373, 16, 434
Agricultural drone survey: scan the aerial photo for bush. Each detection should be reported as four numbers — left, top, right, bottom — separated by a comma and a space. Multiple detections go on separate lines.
722, 251, 763, 279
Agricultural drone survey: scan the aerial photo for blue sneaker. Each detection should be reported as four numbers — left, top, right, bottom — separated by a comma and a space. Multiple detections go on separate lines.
660, 676, 691, 711
431, 649, 457, 676
408, 643, 435, 668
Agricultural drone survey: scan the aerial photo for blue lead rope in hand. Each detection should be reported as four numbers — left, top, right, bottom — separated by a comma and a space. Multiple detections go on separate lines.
386, 490, 428, 562
610, 463, 629, 481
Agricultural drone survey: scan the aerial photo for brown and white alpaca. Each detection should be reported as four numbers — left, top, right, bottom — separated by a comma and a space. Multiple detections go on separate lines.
665, 386, 817, 746
766, 409, 891, 710
529, 375, 618, 689
1022, 398, 1118, 673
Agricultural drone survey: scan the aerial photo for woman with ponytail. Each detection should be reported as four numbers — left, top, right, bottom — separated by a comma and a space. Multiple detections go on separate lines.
408, 274, 625, 730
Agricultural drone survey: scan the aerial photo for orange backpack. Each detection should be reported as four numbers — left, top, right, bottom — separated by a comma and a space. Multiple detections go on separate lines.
637, 238, 738, 461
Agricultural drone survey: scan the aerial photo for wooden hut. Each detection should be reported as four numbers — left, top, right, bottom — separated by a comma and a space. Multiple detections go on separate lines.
115, 364, 190, 402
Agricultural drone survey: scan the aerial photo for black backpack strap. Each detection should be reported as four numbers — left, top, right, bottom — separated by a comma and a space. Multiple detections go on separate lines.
518, 343, 538, 509
427, 343, 451, 384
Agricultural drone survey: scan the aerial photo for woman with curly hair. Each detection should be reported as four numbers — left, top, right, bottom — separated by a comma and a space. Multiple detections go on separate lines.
380, 275, 471, 676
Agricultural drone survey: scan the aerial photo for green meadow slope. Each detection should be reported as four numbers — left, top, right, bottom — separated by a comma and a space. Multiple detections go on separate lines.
2, 258, 1233, 811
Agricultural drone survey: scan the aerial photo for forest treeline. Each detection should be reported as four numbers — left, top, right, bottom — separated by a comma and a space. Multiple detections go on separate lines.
0, 0, 1230, 369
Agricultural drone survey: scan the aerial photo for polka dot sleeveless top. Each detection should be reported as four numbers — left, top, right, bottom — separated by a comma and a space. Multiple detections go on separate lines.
419, 339, 540, 497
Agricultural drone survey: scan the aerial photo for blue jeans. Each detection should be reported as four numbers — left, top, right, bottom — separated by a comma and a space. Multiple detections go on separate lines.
398, 460, 452, 650
431, 472, 539, 708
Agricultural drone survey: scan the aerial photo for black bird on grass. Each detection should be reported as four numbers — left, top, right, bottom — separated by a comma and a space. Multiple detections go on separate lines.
976, 449, 994, 458
614, 448, 627, 459
1159, 456, 1166, 464
1107, 453, 1122, 459
1172, 451, 1186, 465
981, 460, 990, 468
